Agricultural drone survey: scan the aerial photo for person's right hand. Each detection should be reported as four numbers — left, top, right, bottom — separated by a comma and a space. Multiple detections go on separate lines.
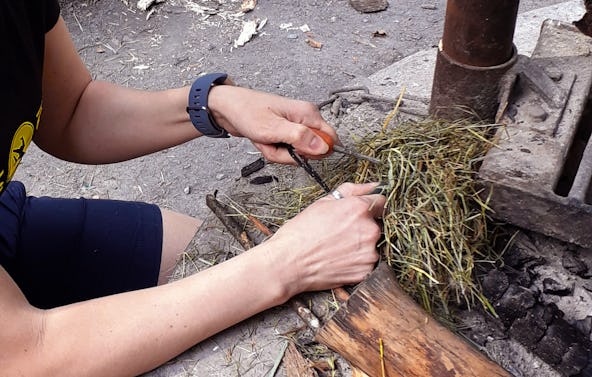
266, 182, 386, 298
207, 85, 339, 164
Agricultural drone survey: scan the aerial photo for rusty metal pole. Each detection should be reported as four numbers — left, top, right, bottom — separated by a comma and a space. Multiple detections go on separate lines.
429, 0, 520, 120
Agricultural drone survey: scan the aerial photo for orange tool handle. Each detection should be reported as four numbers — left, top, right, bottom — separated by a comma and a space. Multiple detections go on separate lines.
311, 129, 335, 152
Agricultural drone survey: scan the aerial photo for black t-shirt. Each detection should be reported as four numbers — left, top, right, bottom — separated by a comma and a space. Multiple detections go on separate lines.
0, 0, 60, 194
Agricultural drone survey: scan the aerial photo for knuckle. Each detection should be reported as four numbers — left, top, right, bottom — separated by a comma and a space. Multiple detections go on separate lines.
291, 126, 309, 141
300, 100, 318, 113
338, 182, 356, 194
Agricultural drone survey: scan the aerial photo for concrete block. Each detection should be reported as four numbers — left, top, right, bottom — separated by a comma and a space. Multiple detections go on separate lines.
479, 20, 592, 247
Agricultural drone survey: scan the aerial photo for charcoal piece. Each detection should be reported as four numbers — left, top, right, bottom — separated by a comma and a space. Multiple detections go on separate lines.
456, 310, 506, 346
510, 313, 546, 348
543, 278, 573, 296
574, 316, 592, 338
579, 361, 592, 377
482, 269, 509, 301
574, 0, 592, 37
532, 302, 563, 326
241, 158, 265, 177
504, 234, 543, 268
536, 319, 581, 366
562, 253, 589, 277
249, 175, 278, 185
558, 344, 590, 376
494, 284, 537, 326
507, 269, 532, 287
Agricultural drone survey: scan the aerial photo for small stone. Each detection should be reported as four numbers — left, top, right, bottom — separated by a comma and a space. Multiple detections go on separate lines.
562, 253, 588, 277
528, 105, 548, 122
216, 173, 225, 180
349, 0, 388, 13
544, 66, 564, 81
420, 4, 437, 10
543, 278, 573, 296
183, 186, 191, 195
287, 34, 298, 39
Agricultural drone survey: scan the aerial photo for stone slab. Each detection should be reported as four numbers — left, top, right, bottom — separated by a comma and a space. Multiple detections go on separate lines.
479, 20, 592, 247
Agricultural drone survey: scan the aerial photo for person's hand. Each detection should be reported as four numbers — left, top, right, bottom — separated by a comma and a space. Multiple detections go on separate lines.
208, 85, 339, 164
267, 182, 386, 297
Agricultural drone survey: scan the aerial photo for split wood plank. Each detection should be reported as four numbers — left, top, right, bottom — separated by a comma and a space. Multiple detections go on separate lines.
315, 262, 510, 377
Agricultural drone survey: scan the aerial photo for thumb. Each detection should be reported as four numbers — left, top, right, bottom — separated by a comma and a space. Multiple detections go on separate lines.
284, 122, 332, 157
333, 182, 384, 197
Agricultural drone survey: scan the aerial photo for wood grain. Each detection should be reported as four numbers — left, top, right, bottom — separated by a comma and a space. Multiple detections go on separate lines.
315, 263, 510, 377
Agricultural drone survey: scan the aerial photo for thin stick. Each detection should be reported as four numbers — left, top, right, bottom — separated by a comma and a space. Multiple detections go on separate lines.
205, 194, 253, 250
247, 214, 273, 236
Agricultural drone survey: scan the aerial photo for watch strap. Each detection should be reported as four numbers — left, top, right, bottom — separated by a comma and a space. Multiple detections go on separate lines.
187, 73, 229, 138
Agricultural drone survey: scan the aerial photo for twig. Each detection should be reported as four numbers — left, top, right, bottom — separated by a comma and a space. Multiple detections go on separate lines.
73, 11, 83, 32
247, 214, 273, 236
205, 194, 253, 250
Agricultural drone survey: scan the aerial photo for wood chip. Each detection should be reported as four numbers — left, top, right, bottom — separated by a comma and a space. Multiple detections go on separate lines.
285, 343, 318, 377
305, 38, 322, 49
240, 0, 257, 12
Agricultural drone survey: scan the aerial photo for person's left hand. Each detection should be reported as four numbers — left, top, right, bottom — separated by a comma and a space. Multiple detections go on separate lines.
208, 85, 339, 164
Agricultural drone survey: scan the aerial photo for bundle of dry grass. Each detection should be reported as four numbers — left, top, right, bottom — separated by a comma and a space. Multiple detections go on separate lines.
279, 118, 501, 317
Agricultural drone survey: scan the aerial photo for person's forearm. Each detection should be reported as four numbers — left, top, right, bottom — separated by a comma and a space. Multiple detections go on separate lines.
43, 81, 197, 164
34, 242, 290, 377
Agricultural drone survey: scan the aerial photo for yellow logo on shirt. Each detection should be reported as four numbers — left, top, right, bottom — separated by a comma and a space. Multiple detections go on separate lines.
8, 121, 35, 181
1, 104, 41, 193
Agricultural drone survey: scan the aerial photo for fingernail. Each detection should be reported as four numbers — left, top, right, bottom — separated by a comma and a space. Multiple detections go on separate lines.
310, 136, 329, 154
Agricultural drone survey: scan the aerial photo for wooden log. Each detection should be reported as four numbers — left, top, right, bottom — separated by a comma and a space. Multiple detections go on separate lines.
349, 0, 388, 13
315, 262, 511, 377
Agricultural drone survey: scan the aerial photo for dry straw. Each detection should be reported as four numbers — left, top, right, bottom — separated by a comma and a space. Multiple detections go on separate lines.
281, 117, 501, 317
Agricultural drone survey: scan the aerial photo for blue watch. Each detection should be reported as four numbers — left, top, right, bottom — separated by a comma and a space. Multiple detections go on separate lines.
187, 73, 230, 138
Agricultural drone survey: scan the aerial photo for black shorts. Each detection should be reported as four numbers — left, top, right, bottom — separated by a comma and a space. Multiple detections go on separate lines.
0, 181, 163, 309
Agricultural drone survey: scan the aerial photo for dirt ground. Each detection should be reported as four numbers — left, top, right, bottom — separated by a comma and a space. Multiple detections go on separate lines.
15, 0, 588, 376
19, 0, 565, 221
